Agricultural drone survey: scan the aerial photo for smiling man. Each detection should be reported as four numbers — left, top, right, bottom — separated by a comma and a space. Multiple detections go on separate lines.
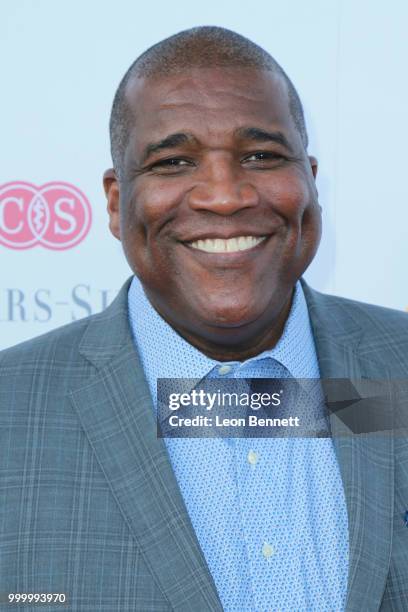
1, 26, 408, 612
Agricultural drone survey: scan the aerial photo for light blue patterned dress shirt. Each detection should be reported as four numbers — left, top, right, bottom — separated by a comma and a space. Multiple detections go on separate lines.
128, 275, 349, 612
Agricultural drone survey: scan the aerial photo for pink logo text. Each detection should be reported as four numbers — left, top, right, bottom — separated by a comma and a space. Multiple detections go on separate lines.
0, 182, 92, 250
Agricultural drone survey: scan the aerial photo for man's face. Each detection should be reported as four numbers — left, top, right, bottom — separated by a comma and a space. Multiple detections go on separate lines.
105, 67, 321, 351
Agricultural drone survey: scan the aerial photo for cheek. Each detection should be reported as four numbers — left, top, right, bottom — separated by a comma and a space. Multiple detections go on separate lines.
129, 180, 184, 228
259, 171, 320, 266
259, 170, 315, 217
120, 182, 187, 279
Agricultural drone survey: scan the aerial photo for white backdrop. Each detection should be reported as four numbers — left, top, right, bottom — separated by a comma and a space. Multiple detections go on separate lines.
1, 0, 407, 350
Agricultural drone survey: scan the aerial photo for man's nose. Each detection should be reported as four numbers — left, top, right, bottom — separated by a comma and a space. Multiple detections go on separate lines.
187, 158, 259, 215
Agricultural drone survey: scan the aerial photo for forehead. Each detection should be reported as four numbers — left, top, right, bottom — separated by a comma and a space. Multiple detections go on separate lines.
125, 67, 296, 150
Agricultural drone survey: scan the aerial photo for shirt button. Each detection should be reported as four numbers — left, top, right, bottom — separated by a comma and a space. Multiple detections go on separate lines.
218, 365, 232, 375
262, 542, 274, 558
247, 450, 258, 465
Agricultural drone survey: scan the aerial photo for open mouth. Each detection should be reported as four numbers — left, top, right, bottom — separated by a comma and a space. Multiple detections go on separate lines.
187, 235, 268, 254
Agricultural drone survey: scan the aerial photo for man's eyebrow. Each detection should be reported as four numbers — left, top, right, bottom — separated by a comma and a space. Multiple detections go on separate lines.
236, 127, 294, 152
140, 132, 197, 163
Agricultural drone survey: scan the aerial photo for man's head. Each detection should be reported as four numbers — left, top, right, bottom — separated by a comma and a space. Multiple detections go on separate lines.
104, 26, 321, 360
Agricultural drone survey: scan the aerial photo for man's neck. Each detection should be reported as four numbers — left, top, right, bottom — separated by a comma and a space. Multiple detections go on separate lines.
148, 291, 294, 363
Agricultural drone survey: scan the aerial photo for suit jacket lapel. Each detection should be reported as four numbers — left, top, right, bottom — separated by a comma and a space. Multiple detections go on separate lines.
69, 279, 223, 612
302, 280, 394, 612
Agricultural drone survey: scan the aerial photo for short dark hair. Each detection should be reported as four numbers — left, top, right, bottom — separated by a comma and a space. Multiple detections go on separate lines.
109, 26, 309, 180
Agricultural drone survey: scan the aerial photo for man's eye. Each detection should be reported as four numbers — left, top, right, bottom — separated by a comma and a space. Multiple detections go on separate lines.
150, 158, 192, 172
243, 152, 285, 163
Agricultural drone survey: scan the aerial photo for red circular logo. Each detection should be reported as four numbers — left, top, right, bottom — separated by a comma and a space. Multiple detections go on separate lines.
0, 182, 92, 250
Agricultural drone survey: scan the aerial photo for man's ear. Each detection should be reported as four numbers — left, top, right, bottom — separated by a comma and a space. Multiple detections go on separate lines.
308, 155, 318, 179
103, 168, 121, 240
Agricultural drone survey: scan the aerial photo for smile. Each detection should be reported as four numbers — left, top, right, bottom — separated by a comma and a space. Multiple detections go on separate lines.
188, 235, 267, 254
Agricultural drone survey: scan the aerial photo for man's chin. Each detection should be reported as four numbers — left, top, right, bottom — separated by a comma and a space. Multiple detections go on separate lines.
187, 301, 271, 331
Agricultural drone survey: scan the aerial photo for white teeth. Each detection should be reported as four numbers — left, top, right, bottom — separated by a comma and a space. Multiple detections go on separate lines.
189, 235, 267, 253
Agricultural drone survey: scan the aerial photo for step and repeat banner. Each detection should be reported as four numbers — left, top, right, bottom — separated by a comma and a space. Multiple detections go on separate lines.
1, 0, 407, 350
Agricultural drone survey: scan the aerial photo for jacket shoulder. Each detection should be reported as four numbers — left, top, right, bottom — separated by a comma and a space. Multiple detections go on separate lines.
311, 289, 408, 335
302, 283, 408, 375
0, 278, 132, 370
0, 314, 95, 368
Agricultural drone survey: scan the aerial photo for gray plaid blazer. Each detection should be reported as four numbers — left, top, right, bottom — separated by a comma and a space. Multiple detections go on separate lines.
1, 277, 408, 611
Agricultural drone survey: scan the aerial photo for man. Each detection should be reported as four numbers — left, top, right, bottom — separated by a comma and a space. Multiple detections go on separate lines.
1, 26, 407, 612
